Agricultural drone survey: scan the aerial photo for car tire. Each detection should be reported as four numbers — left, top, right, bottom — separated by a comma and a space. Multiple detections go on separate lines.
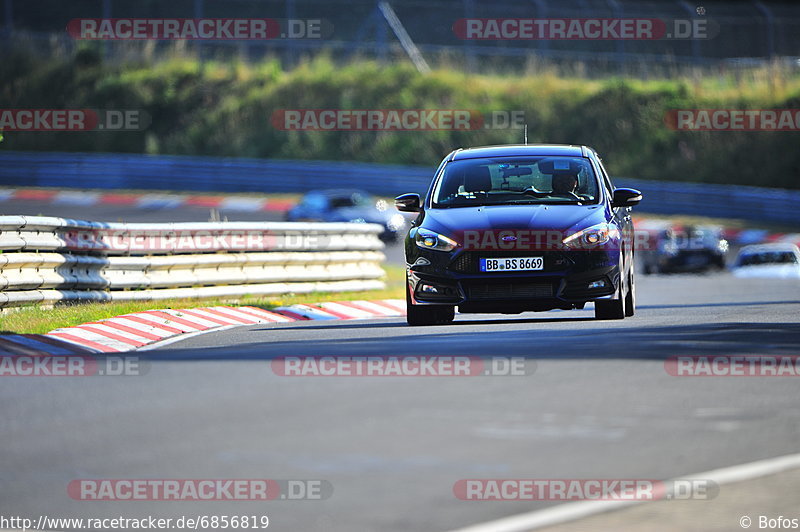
624, 266, 636, 317
595, 298, 625, 320
406, 286, 455, 326
435, 305, 455, 324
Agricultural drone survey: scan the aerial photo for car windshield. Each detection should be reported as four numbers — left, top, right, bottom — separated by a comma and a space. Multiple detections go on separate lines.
431, 156, 601, 207
739, 251, 799, 266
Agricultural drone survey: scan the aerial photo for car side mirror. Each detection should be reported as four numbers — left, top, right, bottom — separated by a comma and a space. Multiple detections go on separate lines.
395, 193, 422, 213
612, 188, 642, 208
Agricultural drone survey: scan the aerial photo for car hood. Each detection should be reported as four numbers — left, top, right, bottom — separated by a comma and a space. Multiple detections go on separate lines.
421, 204, 608, 237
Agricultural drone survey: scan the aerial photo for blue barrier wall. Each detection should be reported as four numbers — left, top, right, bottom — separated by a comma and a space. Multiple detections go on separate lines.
1, 151, 798, 225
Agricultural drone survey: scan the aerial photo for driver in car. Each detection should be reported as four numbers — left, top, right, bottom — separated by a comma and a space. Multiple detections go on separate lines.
551, 172, 582, 200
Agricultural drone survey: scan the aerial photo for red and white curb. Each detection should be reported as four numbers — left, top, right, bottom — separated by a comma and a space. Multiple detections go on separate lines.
0, 300, 405, 355
0, 188, 296, 213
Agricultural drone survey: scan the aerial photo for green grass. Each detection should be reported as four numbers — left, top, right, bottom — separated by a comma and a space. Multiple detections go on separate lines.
0, 265, 405, 335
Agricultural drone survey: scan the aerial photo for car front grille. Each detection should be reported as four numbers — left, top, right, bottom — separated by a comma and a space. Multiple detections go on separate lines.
449, 253, 473, 272
466, 282, 554, 300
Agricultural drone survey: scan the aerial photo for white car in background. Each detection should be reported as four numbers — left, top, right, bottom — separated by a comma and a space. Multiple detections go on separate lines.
732, 243, 800, 279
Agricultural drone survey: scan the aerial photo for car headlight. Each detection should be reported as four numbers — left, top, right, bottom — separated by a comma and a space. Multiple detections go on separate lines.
415, 228, 458, 252
562, 223, 620, 249
387, 213, 406, 231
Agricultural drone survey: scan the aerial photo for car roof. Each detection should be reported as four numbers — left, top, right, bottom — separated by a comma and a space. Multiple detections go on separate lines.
738, 243, 800, 254
450, 144, 588, 160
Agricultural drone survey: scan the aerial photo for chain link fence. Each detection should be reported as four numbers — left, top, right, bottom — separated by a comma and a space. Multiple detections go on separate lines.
3, 0, 799, 77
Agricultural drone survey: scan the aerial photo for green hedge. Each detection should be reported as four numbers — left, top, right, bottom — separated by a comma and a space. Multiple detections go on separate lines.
2, 48, 799, 189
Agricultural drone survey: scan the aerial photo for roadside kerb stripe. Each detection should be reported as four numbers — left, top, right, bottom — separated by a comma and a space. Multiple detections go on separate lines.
318, 301, 377, 319
173, 308, 241, 327
76, 325, 150, 346
101, 318, 173, 339
0, 300, 406, 354
119, 314, 184, 334
142, 311, 209, 331
234, 307, 298, 322
47, 332, 122, 353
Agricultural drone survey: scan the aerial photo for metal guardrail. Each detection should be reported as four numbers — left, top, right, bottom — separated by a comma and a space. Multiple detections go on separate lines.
0, 151, 432, 196
1, 151, 799, 225
0, 216, 386, 307
613, 177, 800, 226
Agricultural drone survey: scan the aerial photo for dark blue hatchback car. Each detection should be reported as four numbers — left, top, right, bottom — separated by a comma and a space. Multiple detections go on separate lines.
395, 144, 642, 325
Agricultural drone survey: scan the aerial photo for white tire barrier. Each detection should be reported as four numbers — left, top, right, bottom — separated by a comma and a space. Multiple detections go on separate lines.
0, 216, 387, 307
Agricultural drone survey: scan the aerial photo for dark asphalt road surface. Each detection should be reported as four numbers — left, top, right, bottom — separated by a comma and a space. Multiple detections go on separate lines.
2, 273, 799, 531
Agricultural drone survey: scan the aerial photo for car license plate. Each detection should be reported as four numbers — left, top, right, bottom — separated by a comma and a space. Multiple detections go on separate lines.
480, 257, 544, 272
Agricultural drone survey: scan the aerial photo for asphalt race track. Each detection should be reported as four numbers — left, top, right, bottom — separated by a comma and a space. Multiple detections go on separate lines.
2, 271, 799, 531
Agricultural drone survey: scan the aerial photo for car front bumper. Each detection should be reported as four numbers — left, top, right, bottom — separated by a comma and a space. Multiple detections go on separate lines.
407, 248, 622, 312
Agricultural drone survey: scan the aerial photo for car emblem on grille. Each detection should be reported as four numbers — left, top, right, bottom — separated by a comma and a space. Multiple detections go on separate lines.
501, 235, 517, 242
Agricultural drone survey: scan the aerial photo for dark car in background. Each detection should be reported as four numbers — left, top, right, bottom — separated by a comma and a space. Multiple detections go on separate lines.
287, 189, 407, 242
395, 144, 642, 325
641, 225, 728, 274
